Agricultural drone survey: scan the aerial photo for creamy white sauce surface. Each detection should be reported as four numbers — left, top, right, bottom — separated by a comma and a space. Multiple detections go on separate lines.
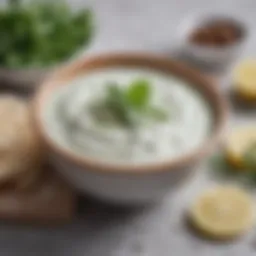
43, 68, 213, 165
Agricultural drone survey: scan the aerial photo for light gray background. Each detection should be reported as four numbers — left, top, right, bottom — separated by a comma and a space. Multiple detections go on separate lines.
0, 0, 256, 255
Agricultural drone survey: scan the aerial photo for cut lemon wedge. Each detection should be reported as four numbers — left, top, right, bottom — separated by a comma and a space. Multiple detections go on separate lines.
233, 60, 256, 101
225, 126, 256, 168
190, 186, 254, 239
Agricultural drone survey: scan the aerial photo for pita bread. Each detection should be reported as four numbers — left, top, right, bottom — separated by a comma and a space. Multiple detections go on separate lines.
0, 95, 43, 189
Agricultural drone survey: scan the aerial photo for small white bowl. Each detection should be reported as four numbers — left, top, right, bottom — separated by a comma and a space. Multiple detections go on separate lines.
178, 13, 248, 68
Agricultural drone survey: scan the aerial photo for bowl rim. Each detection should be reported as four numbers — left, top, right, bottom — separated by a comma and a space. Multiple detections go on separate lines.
33, 52, 228, 175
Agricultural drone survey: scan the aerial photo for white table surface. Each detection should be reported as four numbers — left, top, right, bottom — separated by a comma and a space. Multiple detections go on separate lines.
0, 0, 256, 255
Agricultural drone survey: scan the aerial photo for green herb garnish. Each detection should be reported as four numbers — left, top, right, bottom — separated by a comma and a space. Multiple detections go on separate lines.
210, 142, 256, 186
105, 83, 136, 127
0, 0, 94, 68
92, 79, 168, 127
146, 106, 169, 121
125, 79, 151, 109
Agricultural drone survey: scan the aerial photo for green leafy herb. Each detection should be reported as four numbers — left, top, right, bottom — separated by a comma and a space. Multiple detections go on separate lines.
105, 83, 135, 127
0, 0, 94, 68
92, 79, 168, 127
125, 79, 151, 109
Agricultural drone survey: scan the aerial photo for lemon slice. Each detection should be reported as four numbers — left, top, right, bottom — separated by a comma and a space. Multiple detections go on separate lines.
233, 60, 256, 101
190, 186, 254, 239
225, 126, 256, 168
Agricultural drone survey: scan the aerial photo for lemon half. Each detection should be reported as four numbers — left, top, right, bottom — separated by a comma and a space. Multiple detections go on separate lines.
233, 60, 256, 101
225, 126, 256, 168
190, 186, 254, 239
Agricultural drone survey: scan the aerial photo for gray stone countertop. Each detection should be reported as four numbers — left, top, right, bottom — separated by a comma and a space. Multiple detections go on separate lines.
0, 0, 256, 255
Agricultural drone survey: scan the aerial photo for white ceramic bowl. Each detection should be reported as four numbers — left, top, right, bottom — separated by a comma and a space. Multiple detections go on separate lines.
33, 53, 227, 205
178, 13, 248, 67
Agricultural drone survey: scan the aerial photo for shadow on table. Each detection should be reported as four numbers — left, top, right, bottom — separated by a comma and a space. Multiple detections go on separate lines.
228, 90, 256, 115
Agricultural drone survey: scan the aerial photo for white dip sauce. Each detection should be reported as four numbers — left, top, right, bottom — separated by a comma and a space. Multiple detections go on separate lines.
43, 68, 213, 165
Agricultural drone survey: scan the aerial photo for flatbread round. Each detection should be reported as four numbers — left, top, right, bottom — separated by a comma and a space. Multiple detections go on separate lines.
0, 95, 43, 189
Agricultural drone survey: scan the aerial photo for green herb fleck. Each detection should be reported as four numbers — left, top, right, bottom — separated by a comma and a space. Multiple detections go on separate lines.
105, 83, 136, 127
146, 106, 168, 121
125, 79, 151, 109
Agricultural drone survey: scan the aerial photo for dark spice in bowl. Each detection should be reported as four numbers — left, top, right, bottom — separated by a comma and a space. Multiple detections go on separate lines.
190, 21, 243, 47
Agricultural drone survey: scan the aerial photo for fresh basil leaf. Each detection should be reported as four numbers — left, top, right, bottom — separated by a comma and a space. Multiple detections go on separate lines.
146, 106, 168, 121
126, 79, 151, 109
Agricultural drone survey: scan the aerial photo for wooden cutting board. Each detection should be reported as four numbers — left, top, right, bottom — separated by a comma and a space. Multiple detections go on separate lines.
0, 170, 76, 224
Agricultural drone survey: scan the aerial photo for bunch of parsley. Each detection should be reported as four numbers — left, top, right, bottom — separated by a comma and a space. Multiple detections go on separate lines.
0, 0, 94, 68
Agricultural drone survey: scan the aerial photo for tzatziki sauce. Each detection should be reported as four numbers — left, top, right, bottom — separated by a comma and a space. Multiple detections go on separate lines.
43, 68, 213, 165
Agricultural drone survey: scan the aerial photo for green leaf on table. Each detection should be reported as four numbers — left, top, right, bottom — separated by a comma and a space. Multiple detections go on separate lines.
243, 142, 256, 170
209, 145, 256, 186
209, 153, 236, 178
125, 79, 151, 109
